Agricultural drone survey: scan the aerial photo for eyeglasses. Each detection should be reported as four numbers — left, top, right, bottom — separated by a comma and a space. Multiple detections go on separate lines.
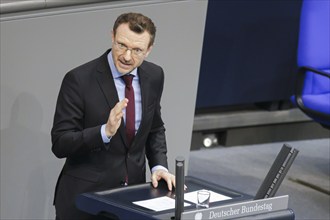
113, 42, 145, 57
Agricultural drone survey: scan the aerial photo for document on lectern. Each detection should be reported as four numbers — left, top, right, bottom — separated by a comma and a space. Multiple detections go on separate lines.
133, 190, 232, 212
133, 196, 191, 212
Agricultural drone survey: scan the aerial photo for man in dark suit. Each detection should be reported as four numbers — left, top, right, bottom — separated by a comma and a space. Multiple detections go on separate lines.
51, 12, 176, 220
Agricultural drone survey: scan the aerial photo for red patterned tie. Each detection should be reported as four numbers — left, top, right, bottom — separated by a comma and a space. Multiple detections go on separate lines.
122, 74, 135, 147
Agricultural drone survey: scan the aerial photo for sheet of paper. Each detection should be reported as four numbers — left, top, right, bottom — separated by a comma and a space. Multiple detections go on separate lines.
184, 189, 232, 204
133, 196, 191, 212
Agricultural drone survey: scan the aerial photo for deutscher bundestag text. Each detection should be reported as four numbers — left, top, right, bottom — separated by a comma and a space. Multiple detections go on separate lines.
209, 203, 273, 219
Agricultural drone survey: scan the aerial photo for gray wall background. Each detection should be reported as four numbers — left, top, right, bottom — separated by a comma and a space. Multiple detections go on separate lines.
0, 0, 207, 219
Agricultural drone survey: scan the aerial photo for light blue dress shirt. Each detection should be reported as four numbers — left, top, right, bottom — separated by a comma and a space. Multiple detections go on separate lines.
100, 51, 167, 173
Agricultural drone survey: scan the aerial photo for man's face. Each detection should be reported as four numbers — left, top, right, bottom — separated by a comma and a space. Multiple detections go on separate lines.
111, 23, 153, 74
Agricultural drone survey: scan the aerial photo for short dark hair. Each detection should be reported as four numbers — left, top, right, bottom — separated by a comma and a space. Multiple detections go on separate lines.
113, 12, 156, 48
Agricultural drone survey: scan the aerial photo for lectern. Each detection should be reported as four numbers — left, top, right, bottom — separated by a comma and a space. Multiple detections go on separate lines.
76, 176, 294, 220
76, 145, 297, 219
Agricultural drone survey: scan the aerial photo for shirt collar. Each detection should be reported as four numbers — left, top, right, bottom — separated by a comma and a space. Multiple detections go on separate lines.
107, 50, 138, 79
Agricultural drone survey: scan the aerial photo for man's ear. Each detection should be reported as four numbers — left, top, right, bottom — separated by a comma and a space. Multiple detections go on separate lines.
145, 45, 153, 58
111, 30, 115, 44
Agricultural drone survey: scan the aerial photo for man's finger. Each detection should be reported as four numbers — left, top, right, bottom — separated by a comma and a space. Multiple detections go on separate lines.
105, 99, 128, 137
113, 99, 128, 115
165, 174, 175, 191
167, 178, 173, 191
109, 99, 127, 123
115, 112, 124, 121
151, 173, 159, 188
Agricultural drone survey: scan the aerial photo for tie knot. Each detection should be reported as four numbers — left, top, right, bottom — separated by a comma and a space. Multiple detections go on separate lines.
122, 74, 134, 86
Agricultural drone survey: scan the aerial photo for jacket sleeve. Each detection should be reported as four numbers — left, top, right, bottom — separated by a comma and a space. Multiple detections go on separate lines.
51, 71, 104, 159
145, 68, 168, 169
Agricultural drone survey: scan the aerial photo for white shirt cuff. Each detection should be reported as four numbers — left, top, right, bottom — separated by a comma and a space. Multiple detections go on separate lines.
101, 124, 111, 143
151, 165, 168, 174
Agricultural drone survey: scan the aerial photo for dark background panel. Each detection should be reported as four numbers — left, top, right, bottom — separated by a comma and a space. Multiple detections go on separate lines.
196, 0, 302, 110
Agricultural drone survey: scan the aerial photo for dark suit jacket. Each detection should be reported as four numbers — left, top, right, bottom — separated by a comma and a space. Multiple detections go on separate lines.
51, 49, 168, 219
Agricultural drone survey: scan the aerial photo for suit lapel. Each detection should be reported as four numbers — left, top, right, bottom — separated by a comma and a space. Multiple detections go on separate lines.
95, 50, 128, 147
96, 52, 119, 108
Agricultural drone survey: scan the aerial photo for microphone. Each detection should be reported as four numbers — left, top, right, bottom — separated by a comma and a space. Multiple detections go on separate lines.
175, 156, 185, 220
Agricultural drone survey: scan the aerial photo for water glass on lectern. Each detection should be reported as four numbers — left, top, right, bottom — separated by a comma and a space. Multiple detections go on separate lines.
196, 190, 210, 209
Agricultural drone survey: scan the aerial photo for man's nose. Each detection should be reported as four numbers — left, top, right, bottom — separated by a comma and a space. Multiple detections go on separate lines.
123, 49, 132, 61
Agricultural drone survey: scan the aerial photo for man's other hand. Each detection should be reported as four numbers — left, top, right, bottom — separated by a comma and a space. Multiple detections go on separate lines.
151, 170, 176, 191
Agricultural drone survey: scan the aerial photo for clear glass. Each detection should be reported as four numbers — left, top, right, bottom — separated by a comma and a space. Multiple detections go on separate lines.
196, 190, 210, 209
